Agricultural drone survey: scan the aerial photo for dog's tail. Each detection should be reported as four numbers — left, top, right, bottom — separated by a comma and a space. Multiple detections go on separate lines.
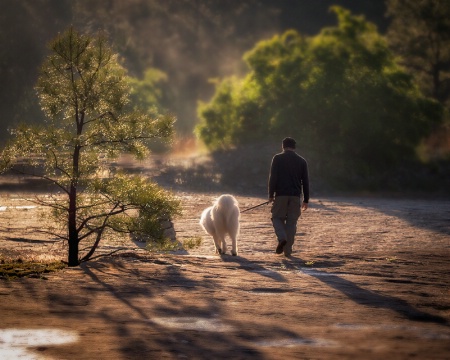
215, 195, 240, 237
216, 194, 239, 210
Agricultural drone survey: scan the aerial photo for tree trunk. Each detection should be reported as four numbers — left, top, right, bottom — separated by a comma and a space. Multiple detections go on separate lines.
432, 62, 443, 104
68, 141, 81, 266
67, 184, 79, 266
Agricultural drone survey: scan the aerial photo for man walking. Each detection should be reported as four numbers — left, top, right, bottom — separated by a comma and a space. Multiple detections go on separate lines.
268, 137, 309, 256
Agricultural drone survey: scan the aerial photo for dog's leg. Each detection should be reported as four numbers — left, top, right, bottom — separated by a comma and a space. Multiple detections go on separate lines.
221, 237, 227, 255
212, 234, 222, 254
213, 214, 226, 255
230, 214, 239, 256
214, 234, 226, 255
231, 236, 237, 256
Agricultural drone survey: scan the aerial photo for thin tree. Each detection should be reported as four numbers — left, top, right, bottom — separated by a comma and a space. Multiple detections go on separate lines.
386, 0, 450, 106
0, 28, 181, 266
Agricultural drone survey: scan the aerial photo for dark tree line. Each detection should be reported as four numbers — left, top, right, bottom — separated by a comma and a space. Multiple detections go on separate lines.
196, 7, 443, 188
387, 0, 450, 107
0, 0, 388, 142
1, 1, 448, 169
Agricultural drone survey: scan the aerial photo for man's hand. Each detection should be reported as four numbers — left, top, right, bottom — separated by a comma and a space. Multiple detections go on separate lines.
268, 197, 274, 204
302, 202, 308, 211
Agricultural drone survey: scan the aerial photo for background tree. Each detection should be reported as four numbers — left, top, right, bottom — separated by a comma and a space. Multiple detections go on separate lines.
197, 7, 443, 184
128, 68, 169, 115
0, 0, 72, 143
386, 0, 450, 107
386, 0, 450, 161
0, 28, 180, 267
0, 0, 388, 144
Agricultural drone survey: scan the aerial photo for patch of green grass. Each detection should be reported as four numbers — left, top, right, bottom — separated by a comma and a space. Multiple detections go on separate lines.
144, 236, 203, 252
304, 260, 315, 267
0, 260, 66, 280
145, 238, 179, 252
182, 236, 203, 250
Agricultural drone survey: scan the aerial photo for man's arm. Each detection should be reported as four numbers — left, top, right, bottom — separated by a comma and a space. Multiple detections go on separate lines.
268, 156, 278, 202
302, 159, 310, 204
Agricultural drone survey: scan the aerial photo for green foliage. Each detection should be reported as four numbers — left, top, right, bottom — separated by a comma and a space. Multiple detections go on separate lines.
128, 68, 168, 115
144, 236, 203, 253
0, 28, 178, 266
90, 173, 181, 240
182, 236, 203, 250
197, 6, 443, 178
127, 68, 177, 152
196, 77, 252, 149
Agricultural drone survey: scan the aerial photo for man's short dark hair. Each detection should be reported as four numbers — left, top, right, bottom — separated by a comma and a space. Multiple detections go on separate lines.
282, 137, 296, 149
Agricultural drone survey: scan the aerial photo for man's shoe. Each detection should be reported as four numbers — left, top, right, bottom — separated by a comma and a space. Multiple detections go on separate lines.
276, 240, 287, 254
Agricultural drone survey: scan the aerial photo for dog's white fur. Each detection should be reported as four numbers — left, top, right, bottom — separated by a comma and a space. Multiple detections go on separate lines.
200, 194, 240, 256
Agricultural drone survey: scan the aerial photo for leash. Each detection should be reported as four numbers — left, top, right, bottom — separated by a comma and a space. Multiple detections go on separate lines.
240, 201, 269, 213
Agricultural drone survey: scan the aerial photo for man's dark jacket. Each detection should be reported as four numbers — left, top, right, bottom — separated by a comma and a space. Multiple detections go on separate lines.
268, 150, 309, 203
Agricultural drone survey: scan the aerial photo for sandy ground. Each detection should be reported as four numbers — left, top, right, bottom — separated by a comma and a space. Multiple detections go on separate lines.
0, 187, 449, 359
1, 148, 450, 360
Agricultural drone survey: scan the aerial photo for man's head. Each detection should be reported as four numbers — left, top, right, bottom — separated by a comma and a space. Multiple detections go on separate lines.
282, 137, 296, 149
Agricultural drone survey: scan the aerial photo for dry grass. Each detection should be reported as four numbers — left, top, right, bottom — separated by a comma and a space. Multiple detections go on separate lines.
0, 258, 66, 280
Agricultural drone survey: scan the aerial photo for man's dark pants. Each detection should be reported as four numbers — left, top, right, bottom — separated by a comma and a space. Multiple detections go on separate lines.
271, 196, 301, 256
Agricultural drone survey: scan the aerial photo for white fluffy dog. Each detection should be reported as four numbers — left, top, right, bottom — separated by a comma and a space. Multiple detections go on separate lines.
200, 194, 240, 256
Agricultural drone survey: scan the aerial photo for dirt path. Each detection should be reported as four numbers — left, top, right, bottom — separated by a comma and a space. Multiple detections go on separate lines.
0, 191, 449, 359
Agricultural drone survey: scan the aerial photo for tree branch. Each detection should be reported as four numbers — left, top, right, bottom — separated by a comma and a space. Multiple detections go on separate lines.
9, 167, 69, 195
76, 201, 125, 235
80, 247, 128, 263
